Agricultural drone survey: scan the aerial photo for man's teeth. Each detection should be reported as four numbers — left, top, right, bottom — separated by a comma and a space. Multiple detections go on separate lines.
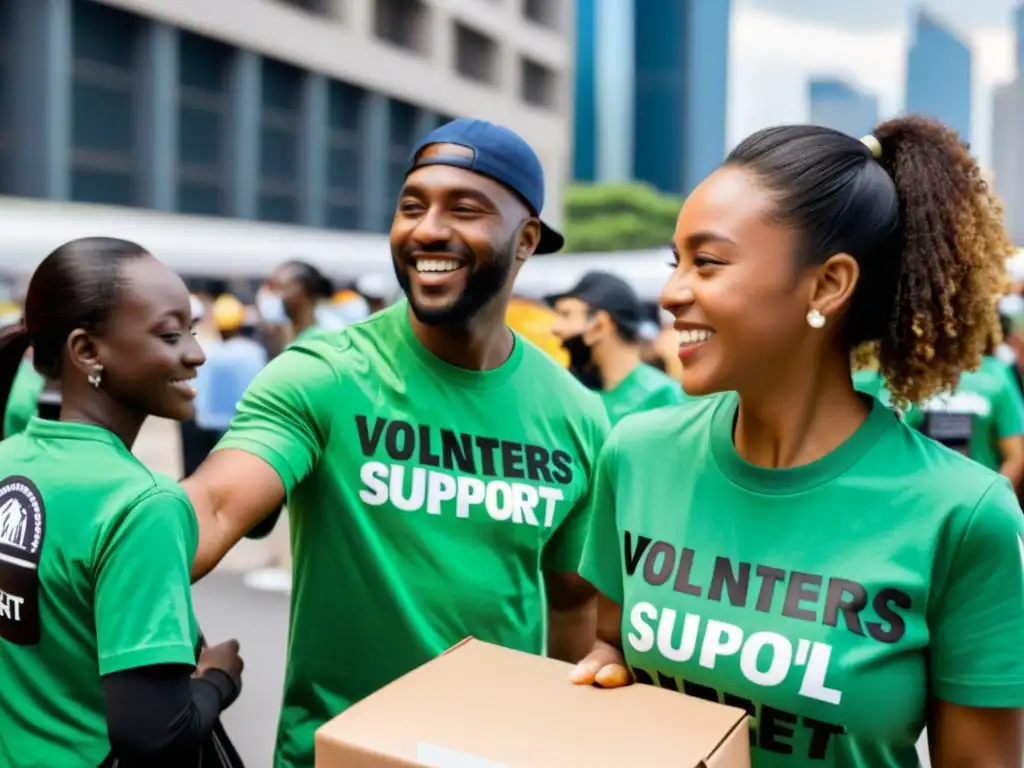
678, 329, 713, 345
416, 259, 461, 273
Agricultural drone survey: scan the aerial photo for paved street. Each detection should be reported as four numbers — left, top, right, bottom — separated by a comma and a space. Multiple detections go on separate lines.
194, 571, 289, 768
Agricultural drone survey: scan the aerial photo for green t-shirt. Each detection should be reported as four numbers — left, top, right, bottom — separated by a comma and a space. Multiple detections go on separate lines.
851, 369, 924, 428
216, 300, 609, 768
3, 361, 45, 438
0, 418, 199, 768
580, 392, 1024, 768
913, 356, 1024, 471
601, 362, 686, 426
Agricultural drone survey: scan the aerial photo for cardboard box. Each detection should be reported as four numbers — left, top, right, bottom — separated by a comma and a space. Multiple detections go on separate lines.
315, 637, 749, 768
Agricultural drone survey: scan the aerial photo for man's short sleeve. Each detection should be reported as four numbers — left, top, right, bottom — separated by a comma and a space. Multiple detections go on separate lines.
577, 439, 624, 604
214, 342, 338, 495
94, 491, 198, 675
543, 402, 611, 573
928, 478, 1024, 707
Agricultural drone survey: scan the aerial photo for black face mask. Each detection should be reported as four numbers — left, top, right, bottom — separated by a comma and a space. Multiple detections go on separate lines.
562, 334, 603, 390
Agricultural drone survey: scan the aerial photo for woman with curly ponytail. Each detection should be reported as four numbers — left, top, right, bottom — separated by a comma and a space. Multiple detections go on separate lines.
572, 117, 1024, 767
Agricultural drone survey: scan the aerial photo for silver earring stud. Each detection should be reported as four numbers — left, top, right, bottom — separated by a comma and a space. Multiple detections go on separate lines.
806, 309, 826, 329
88, 364, 103, 388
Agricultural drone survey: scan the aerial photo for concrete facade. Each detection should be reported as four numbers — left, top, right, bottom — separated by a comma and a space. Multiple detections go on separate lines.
0, 0, 575, 229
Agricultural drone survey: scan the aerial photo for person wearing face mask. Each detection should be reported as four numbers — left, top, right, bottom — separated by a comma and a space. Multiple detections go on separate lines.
256, 260, 335, 351
549, 271, 685, 426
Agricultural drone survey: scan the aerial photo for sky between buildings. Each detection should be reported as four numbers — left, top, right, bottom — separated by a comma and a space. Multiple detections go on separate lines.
729, 0, 1019, 166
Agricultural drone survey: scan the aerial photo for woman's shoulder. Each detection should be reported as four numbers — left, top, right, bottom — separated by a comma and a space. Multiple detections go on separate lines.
606, 391, 728, 454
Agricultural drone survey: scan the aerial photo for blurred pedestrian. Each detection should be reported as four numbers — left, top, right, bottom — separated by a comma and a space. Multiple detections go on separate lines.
256, 260, 334, 349
550, 271, 685, 425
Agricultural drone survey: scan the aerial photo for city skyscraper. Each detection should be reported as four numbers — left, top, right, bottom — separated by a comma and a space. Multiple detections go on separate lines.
808, 78, 879, 139
994, 2, 1024, 244
573, 0, 731, 196
904, 9, 972, 143
992, 81, 1024, 244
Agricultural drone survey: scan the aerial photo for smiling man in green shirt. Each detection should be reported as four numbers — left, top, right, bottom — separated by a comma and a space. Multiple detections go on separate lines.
183, 119, 608, 768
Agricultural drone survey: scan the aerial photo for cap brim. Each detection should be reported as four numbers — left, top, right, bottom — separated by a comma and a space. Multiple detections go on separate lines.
535, 220, 564, 255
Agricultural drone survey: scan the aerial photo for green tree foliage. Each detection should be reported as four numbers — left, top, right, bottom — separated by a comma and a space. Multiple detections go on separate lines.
561, 183, 684, 253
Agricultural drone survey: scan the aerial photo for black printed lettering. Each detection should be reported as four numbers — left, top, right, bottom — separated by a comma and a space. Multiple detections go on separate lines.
524, 445, 552, 483
682, 680, 719, 702
631, 667, 654, 685
624, 532, 652, 576
822, 578, 867, 636
550, 450, 573, 485
723, 692, 756, 718
805, 717, 845, 760
643, 542, 676, 586
417, 425, 440, 467
759, 705, 796, 754
639, 670, 848, 762
754, 565, 785, 612
384, 420, 415, 460
782, 571, 822, 623
671, 548, 703, 597
440, 429, 475, 473
656, 672, 678, 691
500, 441, 526, 479
475, 437, 499, 476
708, 557, 751, 608
867, 588, 911, 644
355, 415, 386, 456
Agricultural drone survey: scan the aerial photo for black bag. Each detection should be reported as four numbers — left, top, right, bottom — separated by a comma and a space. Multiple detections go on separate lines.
99, 633, 245, 768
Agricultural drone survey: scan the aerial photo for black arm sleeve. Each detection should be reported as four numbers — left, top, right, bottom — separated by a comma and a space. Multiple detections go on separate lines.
245, 504, 283, 540
103, 663, 239, 767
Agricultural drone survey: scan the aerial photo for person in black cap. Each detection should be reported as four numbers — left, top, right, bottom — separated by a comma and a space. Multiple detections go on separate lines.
179, 118, 609, 768
549, 271, 685, 425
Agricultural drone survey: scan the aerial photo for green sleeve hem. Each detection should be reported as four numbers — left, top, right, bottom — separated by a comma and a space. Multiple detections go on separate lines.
933, 678, 1024, 708
213, 437, 297, 495
98, 643, 197, 676
579, 559, 624, 605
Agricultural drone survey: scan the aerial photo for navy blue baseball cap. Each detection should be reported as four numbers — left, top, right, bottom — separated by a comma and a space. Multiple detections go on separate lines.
406, 118, 564, 254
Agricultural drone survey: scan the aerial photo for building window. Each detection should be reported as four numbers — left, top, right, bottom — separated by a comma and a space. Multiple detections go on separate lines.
520, 58, 557, 109
258, 57, 303, 224
385, 99, 418, 229
523, 0, 559, 30
70, 0, 141, 207
177, 32, 231, 217
326, 81, 364, 230
373, 0, 429, 53
0, 2, 10, 194
454, 23, 498, 85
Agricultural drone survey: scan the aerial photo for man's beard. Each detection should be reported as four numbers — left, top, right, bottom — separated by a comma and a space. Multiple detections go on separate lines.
394, 236, 515, 327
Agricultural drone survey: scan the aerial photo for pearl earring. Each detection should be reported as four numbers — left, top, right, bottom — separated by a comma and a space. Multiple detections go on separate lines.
806, 309, 826, 329
88, 364, 103, 388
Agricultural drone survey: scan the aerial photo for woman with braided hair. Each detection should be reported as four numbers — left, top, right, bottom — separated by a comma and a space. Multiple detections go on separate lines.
572, 117, 1023, 766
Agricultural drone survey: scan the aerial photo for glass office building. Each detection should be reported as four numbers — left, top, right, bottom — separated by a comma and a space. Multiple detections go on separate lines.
809, 78, 880, 139
904, 9, 972, 143
573, 0, 731, 196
